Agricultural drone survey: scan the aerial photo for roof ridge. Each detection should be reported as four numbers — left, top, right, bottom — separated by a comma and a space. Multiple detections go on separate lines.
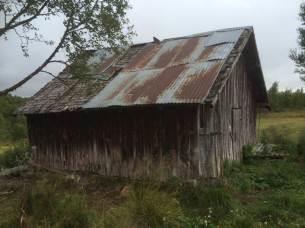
157, 26, 253, 42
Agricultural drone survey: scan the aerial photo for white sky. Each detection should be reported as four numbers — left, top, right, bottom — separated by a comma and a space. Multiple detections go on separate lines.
0, 0, 304, 97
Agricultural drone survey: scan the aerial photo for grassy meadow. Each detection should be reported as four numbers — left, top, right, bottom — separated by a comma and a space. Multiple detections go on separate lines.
258, 109, 305, 143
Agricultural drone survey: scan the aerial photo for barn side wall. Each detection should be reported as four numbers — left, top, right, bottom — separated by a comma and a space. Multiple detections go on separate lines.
26, 56, 256, 179
27, 105, 203, 179
199, 55, 257, 177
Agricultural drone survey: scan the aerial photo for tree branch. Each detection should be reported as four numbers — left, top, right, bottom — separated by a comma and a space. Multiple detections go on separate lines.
0, 0, 50, 36
0, 26, 70, 96
49, 60, 69, 66
41, 71, 68, 86
4, 1, 32, 28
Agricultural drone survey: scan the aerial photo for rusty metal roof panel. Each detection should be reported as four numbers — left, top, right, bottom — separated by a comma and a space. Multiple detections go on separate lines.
83, 60, 224, 108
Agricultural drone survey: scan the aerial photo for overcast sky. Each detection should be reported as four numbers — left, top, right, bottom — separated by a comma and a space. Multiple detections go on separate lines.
0, 0, 304, 97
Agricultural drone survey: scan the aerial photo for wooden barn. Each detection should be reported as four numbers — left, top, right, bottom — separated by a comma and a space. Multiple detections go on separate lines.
18, 26, 268, 178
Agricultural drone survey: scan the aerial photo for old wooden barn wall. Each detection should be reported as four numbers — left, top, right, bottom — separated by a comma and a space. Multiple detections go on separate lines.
26, 55, 257, 179
199, 54, 256, 177
27, 105, 203, 178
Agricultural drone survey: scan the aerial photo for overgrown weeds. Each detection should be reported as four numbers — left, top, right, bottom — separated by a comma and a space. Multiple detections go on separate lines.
0, 142, 29, 169
23, 178, 98, 227
1, 157, 305, 227
103, 181, 184, 227
178, 182, 233, 221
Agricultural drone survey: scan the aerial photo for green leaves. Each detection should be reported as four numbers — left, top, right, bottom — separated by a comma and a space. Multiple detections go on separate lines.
1, 0, 134, 79
290, 2, 305, 83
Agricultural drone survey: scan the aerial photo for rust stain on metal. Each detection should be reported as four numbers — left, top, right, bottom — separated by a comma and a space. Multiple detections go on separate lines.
174, 37, 200, 62
125, 44, 160, 70
175, 62, 222, 99
153, 47, 181, 68
128, 65, 186, 103
197, 46, 216, 61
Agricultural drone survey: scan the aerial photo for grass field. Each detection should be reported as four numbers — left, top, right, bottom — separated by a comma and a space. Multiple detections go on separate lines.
258, 109, 305, 143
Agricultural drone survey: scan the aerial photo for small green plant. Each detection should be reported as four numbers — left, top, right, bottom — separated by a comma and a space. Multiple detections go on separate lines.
242, 145, 254, 159
0, 143, 29, 169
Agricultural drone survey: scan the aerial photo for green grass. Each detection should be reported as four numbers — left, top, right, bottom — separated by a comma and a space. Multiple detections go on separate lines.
2, 158, 305, 227
258, 109, 305, 143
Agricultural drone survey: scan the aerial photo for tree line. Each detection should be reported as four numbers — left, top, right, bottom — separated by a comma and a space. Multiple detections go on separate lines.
268, 82, 305, 112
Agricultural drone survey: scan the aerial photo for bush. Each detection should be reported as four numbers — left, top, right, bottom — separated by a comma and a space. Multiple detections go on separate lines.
23, 179, 97, 227
0, 143, 29, 169
242, 145, 254, 159
103, 182, 183, 227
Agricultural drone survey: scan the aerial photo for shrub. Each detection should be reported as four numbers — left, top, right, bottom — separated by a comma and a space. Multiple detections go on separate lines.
242, 145, 254, 159
0, 143, 29, 169
103, 182, 183, 227
24, 179, 96, 227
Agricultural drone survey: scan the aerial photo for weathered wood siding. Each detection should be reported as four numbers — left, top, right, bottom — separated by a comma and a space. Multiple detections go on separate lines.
26, 55, 257, 179
199, 55, 256, 177
27, 105, 202, 178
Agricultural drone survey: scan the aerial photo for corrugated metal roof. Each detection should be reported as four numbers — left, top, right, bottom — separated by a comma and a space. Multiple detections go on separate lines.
83, 61, 223, 107
84, 28, 246, 108
19, 26, 261, 114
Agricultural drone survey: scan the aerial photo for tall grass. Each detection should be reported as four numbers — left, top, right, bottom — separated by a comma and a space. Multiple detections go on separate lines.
0, 142, 29, 169
103, 181, 184, 227
21, 178, 98, 227
177, 182, 233, 221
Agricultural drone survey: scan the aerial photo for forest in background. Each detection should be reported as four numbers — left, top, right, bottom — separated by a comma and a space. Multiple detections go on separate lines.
267, 82, 305, 111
